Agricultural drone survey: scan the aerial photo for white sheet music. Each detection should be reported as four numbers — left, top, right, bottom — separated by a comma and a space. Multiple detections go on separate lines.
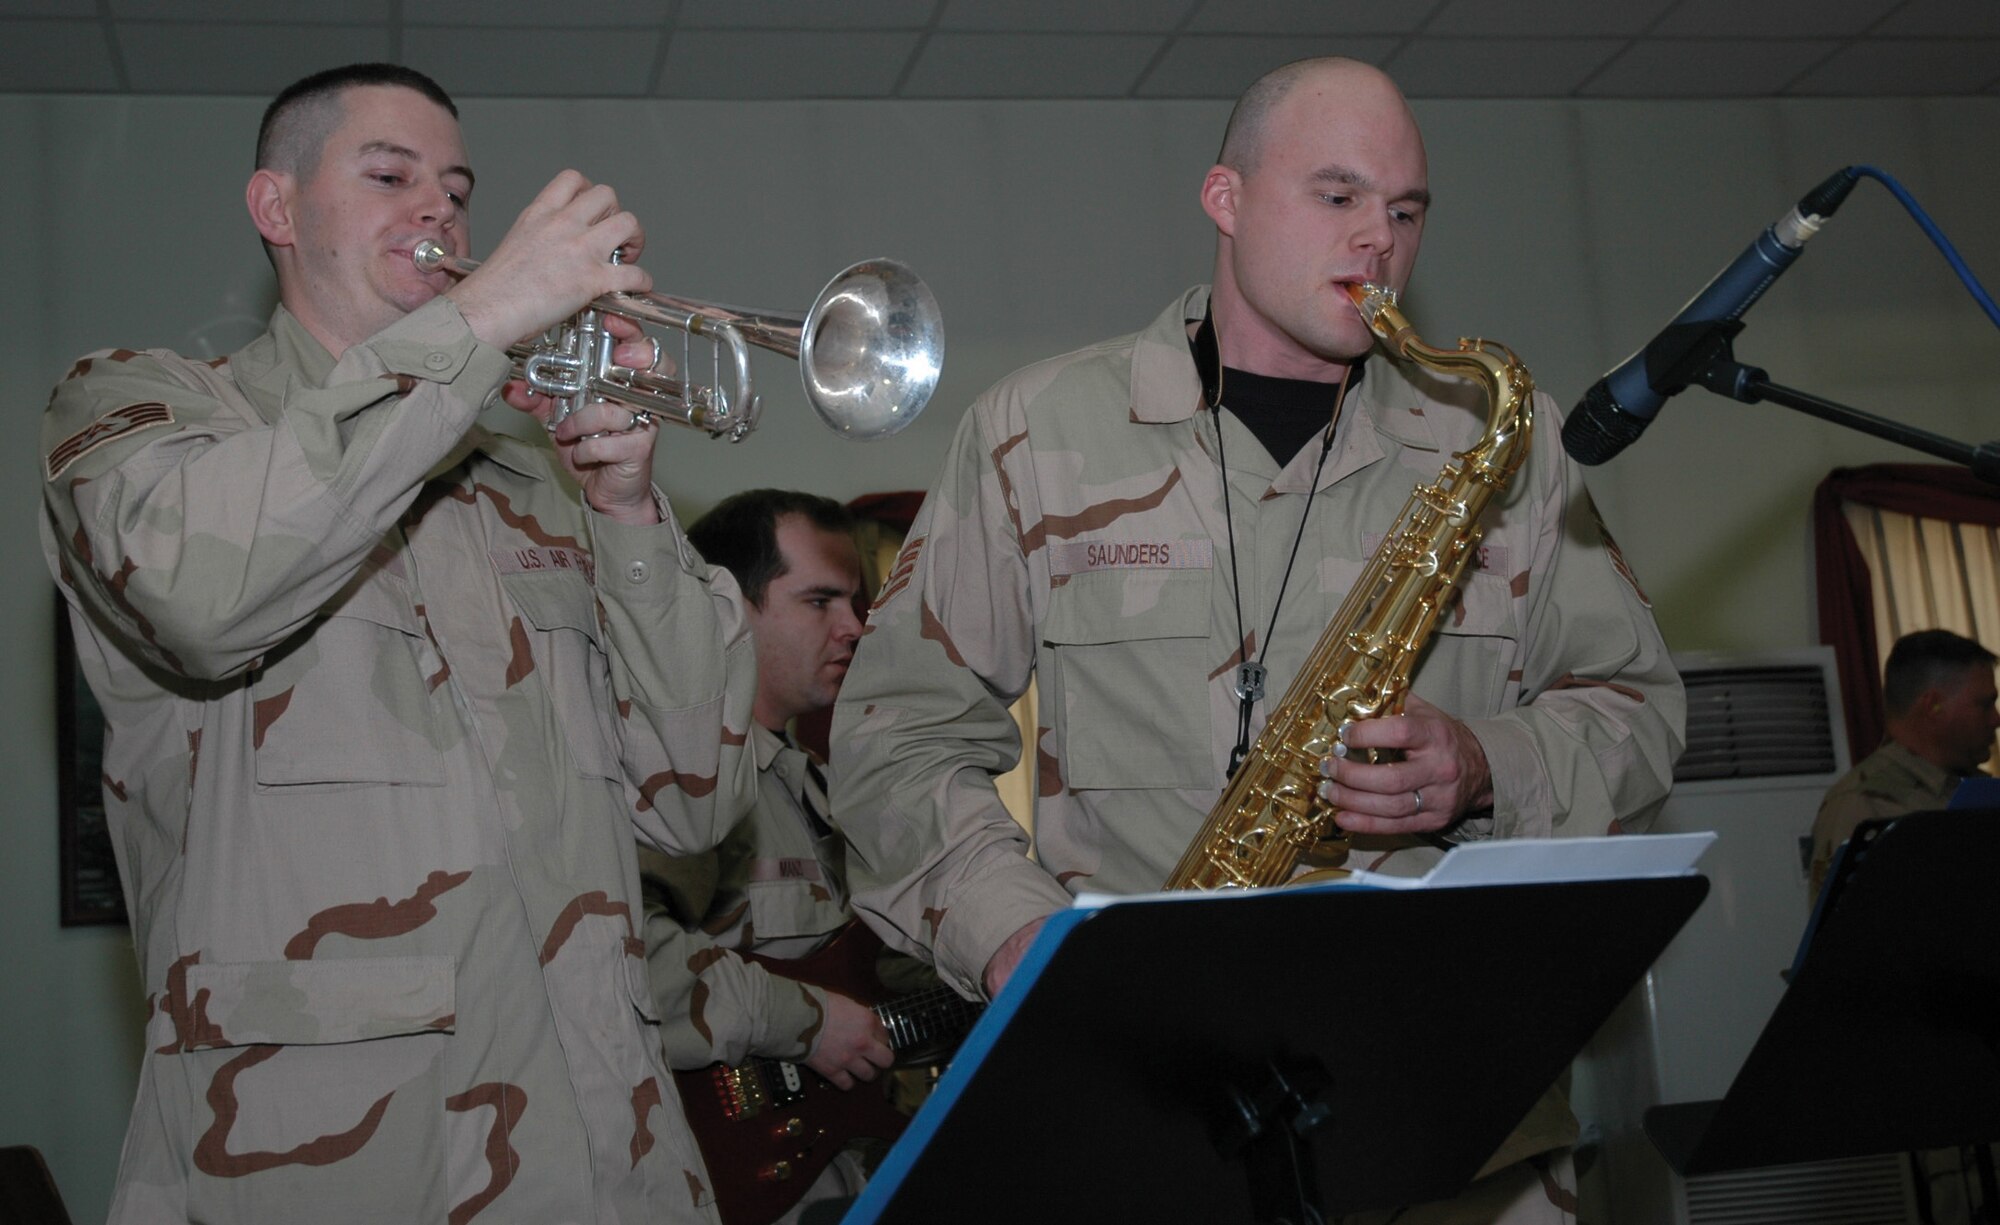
1343, 831, 1716, 890
1073, 832, 1715, 908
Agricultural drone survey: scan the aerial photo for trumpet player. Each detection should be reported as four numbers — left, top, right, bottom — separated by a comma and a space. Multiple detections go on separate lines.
40, 62, 757, 1225
830, 56, 1684, 1224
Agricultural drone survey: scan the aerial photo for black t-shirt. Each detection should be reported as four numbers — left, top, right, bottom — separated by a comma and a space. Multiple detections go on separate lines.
1190, 307, 1359, 465
1216, 364, 1358, 466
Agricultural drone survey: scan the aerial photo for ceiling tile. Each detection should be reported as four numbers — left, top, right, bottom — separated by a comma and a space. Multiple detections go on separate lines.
656, 30, 919, 98
1427, 0, 1676, 37
1137, 35, 1403, 97
903, 33, 1164, 97
1876, 0, 2000, 36
1581, 38, 1839, 96
8, 0, 1998, 99
677, 0, 936, 29
115, 22, 393, 93
111, 0, 388, 18
1651, 0, 1901, 37
940, 0, 1193, 33
401, 27, 659, 96
405, 0, 666, 26
1389, 36, 1624, 96
1186, 0, 1440, 34
0, 0, 95, 14
0, 18, 117, 89
1785, 39, 2000, 94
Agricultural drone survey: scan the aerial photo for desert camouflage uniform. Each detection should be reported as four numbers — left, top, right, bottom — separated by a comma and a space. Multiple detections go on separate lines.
40, 298, 757, 1225
830, 287, 1683, 1223
641, 722, 872, 1221
1809, 739, 1960, 896
642, 723, 851, 1071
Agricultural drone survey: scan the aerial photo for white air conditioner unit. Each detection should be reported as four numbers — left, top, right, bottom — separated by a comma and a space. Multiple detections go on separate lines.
1577, 647, 1924, 1225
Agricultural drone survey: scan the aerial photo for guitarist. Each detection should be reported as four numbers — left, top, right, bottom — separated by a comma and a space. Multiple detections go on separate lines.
642, 489, 903, 1222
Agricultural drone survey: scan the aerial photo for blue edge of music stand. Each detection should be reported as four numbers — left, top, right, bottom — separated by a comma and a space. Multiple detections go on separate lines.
1645, 808, 2000, 1179
839, 861, 1710, 1224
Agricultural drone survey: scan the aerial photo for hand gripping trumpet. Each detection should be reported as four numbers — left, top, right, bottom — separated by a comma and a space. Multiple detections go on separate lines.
414, 240, 943, 442
1162, 281, 1536, 891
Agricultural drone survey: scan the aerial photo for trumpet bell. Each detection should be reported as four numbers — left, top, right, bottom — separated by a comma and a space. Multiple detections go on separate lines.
799, 258, 943, 440
411, 239, 944, 442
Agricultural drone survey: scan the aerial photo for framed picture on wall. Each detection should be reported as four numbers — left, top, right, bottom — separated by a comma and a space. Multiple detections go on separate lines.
56, 597, 126, 927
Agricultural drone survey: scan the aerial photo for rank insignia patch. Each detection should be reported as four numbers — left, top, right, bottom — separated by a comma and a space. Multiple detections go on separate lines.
47, 402, 175, 480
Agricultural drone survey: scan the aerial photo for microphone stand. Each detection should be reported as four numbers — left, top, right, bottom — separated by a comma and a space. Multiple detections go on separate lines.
1654, 319, 2000, 486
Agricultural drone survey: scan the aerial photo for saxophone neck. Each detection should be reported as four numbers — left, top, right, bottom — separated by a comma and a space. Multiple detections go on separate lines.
1344, 281, 1535, 461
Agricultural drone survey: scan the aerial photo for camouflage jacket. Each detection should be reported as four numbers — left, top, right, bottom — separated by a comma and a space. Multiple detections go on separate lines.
40, 300, 758, 1225
1809, 739, 1961, 895
832, 287, 1683, 997
828, 294, 1688, 996
830, 288, 1683, 1173
642, 722, 853, 1069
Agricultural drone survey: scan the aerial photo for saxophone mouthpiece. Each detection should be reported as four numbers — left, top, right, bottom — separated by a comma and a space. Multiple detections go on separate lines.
1347, 281, 1398, 317
1347, 282, 1409, 349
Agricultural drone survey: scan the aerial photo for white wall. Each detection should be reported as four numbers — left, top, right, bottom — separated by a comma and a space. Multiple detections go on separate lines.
5, 91, 1996, 1222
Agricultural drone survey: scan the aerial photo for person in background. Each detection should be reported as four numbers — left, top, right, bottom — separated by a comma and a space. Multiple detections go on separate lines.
1811, 627, 1998, 896
644, 489, 913, 1222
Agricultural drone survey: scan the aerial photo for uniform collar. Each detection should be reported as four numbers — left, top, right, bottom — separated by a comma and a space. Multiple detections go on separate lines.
1128, 287, 1213, 426
231, 305, 328, 425
751, 721, 789, 773
1882, 738, 1971, 793
1134, 287, 1448, 494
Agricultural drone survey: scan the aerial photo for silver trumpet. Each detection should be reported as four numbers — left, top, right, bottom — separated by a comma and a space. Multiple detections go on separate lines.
413, 239, 943, 442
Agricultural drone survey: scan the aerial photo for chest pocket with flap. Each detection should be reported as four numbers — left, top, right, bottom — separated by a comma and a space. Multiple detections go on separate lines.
1042, 567, 1214, 791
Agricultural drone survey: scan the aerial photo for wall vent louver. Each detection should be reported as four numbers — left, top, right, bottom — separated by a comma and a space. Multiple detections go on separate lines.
1684, 1154, 1916, 1224
1675, 664, 1839, 784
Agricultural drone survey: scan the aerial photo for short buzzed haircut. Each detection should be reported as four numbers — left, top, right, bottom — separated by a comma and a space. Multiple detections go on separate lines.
1883, 628, 1998, 717
256, 63, 457, 178
1217, 56, 1355, 176
688, 489, 854, 608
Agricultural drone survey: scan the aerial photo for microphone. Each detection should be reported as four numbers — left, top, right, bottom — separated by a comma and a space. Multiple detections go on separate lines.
1563, 167, 1862, 465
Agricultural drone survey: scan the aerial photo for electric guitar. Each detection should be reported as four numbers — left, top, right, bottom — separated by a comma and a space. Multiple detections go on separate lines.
673, 921, 982, 1225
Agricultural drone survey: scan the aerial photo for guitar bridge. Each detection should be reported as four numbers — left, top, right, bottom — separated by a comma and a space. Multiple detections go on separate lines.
711, 1063, 772, 1122
711, 1059, 814, 1123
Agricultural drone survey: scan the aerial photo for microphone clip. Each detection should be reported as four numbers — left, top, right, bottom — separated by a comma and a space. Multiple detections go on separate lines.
1645, 318, 1758, 403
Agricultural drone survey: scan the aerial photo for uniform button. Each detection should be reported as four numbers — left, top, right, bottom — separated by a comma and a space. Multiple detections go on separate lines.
423, 351, 453, 371
626, 560, 650, 584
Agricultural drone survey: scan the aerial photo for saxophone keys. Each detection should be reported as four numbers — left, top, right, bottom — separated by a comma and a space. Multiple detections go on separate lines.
1330, 721, 1352, 758
1300, 836, 1353, 871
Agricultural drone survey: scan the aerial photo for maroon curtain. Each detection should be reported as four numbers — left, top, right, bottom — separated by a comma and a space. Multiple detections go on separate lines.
845, 489, 926, 535
1812, 463, 2000, 757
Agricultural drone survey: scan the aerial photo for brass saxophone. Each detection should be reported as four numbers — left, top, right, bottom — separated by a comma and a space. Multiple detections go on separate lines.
1163, 282, 1536, 890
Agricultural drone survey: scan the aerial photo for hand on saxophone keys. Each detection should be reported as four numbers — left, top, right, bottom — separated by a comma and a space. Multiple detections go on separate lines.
1314, 693, 1495, 833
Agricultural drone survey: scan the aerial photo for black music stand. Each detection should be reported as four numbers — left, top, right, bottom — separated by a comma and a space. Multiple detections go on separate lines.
840, 848, 1710, 1225
1646, 810, 2000, 1182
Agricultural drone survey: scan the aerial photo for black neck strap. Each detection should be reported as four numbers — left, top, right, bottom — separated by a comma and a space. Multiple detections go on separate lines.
1193, 306, 1352, 779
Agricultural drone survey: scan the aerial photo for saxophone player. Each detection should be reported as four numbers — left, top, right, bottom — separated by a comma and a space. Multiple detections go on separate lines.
830, 56, 1683, 1224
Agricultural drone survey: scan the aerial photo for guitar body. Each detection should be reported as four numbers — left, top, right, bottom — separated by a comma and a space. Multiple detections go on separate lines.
674, 921, 975, 1225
